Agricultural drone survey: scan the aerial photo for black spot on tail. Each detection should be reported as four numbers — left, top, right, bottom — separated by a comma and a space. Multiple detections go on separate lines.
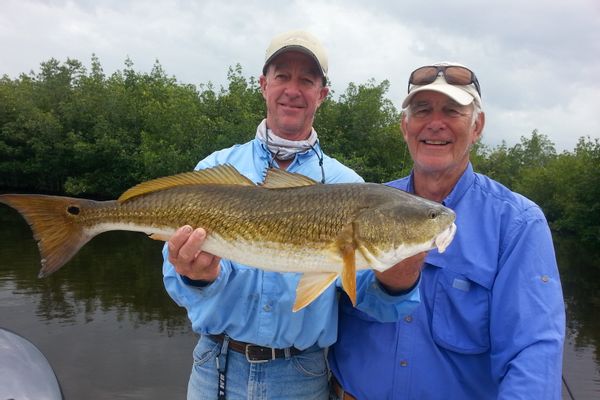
67, 205, 80, 215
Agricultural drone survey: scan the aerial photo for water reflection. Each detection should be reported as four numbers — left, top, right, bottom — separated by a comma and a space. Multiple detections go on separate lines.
555, 235, 600, 399
0, 206, 196, 399
0, 206, 189, 333
556, 235, 600, 354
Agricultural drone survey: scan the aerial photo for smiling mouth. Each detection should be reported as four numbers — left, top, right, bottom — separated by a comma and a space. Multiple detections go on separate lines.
280, 103, 304, 109
422, 140, 450, 145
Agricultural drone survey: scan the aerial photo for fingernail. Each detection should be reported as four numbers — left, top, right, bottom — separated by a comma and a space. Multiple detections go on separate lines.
182, 226, 192, 234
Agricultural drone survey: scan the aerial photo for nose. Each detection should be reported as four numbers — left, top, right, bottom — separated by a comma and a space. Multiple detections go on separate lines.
425, 117, 447, 132
283, 78, 302, 98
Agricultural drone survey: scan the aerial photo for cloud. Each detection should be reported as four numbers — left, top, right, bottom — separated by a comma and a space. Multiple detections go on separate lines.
1, 0, 599, 151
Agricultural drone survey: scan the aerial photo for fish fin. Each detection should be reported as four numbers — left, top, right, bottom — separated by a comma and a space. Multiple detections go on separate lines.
148, 233, 171, 241
340, 241, 357, 307
0, 194, 99, 277
262, 168, 318, 189
293, 272, 339, 312
118, 164, 255, 202
335, 223, 357, 307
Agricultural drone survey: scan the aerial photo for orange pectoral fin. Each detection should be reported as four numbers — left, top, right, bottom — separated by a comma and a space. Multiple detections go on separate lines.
293, 272, 339, 312
341, 242, 357, 307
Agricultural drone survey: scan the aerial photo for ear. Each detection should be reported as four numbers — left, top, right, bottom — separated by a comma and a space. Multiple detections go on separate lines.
401, 113, 409, 141
259, 75, 268, 99
316, 86, 329, 106
471, 111, 485, 144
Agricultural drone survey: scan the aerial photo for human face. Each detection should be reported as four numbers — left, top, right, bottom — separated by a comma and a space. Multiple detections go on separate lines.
402, 91, 485, 178
259, 51, 329, 140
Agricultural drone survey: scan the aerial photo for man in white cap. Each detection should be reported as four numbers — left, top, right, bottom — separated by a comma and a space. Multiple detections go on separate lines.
329, 62, 566, 399
162, 30, 421, 400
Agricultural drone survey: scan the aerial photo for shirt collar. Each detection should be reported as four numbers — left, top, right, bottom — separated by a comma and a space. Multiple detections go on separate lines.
406, 163, 475, 208
255, 137, 322, 166
442, 163, 475, 208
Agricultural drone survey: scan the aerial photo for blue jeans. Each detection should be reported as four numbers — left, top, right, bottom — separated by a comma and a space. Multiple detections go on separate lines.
187, 335, 329, 400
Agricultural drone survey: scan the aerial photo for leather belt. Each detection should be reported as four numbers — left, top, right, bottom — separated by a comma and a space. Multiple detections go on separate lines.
209, 334, 303, 363
331, 375, 357, 400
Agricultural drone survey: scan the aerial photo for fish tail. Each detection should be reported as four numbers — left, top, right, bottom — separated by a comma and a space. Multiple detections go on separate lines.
0, 194, 99, 277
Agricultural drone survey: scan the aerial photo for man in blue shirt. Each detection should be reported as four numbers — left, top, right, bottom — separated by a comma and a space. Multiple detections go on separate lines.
162, 30, 421, 400
329, 62, 566, 400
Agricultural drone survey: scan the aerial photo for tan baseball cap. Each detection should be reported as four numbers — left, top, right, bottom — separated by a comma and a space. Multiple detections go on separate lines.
263, 30, 328, 81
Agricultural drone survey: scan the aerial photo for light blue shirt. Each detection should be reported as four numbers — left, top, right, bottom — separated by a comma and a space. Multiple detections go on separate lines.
329, 163, 566, 399
162, 137, 421, 349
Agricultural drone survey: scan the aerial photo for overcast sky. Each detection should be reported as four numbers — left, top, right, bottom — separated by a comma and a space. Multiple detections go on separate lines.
2, 0, 599, 152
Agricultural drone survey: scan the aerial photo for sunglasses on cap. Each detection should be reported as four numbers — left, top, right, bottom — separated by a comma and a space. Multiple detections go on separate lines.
408, 65, 481, 97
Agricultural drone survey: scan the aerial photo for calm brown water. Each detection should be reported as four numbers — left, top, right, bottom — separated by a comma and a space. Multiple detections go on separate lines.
0, 206, 598, 399
0, 206, 197, 399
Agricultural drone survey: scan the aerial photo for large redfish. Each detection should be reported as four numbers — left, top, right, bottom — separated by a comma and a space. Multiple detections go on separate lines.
0, 164, 456, 311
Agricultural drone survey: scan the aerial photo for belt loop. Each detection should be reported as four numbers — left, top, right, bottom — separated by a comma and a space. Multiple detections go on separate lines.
284, 347, 291, 360
216, 335, 230, 400
220, 335, 230, 359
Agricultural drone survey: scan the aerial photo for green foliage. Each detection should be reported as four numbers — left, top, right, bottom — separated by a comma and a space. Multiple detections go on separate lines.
317, 79, 410, 182
518, 137, 600, 245
1, 57, 599, 252
473, 132, 599, 249
0, 58, 265, 196
472, 129, 556, 188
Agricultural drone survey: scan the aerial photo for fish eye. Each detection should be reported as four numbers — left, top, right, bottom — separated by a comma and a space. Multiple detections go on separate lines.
428, 210, 438, 219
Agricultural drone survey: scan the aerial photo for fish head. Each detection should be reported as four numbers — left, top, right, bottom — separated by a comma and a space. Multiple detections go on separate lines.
353, 193, 456, 271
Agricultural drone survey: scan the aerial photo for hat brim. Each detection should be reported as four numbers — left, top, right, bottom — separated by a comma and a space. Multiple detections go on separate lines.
262, 45, 327, 79
401, 82, 479, 108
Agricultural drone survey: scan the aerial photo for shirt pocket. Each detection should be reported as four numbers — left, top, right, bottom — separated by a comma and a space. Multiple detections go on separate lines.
431, 268, 490, 354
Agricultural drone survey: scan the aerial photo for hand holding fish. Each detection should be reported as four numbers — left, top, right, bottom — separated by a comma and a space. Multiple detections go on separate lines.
374, 252, 426, 294
168, 226, 221, 282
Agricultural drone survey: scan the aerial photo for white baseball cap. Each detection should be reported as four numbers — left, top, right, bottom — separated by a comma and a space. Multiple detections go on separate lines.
402, 61, 482, 109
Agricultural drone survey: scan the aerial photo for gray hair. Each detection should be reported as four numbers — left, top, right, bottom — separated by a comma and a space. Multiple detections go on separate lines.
470, 101, 482, 127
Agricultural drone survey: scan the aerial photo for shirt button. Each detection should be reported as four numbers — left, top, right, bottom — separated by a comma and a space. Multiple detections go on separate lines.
263, 304, 272, 312
404, 315, 413, 323
400, 360, 408, 367
541, 275, 549, 283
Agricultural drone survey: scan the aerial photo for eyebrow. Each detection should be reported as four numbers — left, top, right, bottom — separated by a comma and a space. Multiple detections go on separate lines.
411, 100, 430, 107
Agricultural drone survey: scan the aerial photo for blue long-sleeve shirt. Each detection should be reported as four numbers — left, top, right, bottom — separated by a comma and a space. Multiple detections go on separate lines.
162, 137, 421, 350
329, 163, 565, 399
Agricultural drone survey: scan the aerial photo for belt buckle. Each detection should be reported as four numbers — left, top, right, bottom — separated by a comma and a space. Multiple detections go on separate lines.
245, 344, 276, 363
